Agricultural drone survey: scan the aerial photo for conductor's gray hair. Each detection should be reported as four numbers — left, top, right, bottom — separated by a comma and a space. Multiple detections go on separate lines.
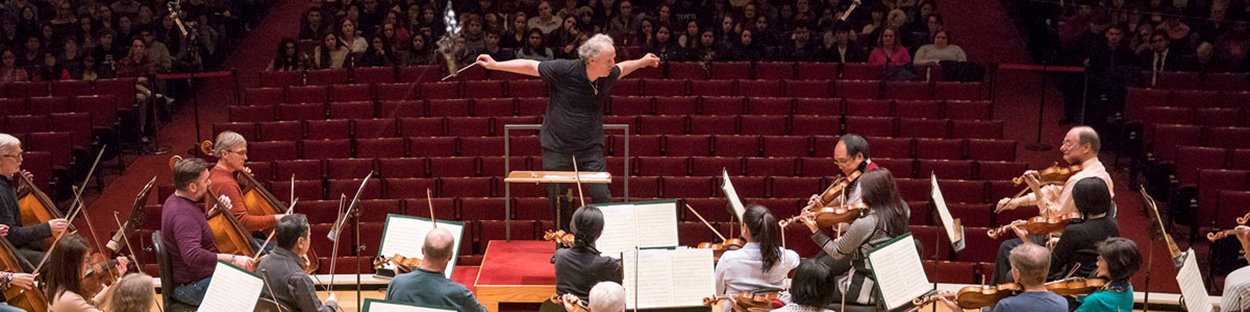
588, 281, 626, 312
577, 34, 615, 60
0, 133, 19, 152
214, 131, 247, 157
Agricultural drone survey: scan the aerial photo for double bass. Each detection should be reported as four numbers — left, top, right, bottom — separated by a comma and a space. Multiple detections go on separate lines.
199, 141, 321, 272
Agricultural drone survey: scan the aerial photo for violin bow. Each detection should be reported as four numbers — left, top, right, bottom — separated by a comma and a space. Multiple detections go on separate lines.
111, 212, 144, 271
255, 198, 300, 254
572, 155, 586, 207
427, 188, 437, 228
33, 178, 94, 274
684, 204, 726, 241
72, 145, 108, 253
328, 193, 347, 288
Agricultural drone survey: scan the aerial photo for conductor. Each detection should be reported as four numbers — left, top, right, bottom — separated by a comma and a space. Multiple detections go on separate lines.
476, 34, 660, 238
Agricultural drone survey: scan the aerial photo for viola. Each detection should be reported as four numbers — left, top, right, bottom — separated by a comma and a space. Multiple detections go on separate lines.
809, 170, 863, 210
1014, 163, 1083, 187
81, 253, 125, 298
911, 283, 1022, 310
778, 203, 870, 229
695, 238, 746, 261
372, 254, 422, 273
543, 229, 575, 247
1207, 227, 1249, 242
702, 291, 781, 311
1044, 277, 1108, 296
986, 212, 1083, 239
200, 142, 321, 273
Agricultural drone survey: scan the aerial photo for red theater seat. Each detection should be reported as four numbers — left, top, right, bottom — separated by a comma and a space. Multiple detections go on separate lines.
305, 69, 349, 85
445, 117, 492, 137
791, 116, 839, 136
655, 96, 700, 116
386, 178, 439, 198
844, 116, 896, 137
976, 161, 1028, 181
274, 159, 324, 181
354, 118, 398, 138
326, 158, 375, 179
607, 134, 662, 156
328, 101, 375, 119
250, 141, 298, 160
276, 103, 326, 121
258, 71, 302, 88
428, 157, 477, 177
710, 62, 750, 80
667, 62, 708, 80
796, 63, 838, 80
642, 79, 687, 96
665, 135, 712, 156
966, 139, 1017, 162
439, 177, 495, 197
794, 98, 838, 116
844, 99, 892, 117
663, 176, 713, 198
508, 80, 547, 98
697, 96, 742, 115
736, 80, 783, 98
356, 138, 407, 158
352, 67, 396, 84
754, 62, 795, 80
306, 119, 351, 140
712, 135, 760, 157
745, 157, 798, 177
689, 80, 734, 97
287, 85, 329, 104
914, 139, 965, 160
301, 139, 352, 159
637, 156, 689, 176
944, 100, 993, 120
898, 118, 950, 139
691, 156, 743, 176
762, 136, 809, 157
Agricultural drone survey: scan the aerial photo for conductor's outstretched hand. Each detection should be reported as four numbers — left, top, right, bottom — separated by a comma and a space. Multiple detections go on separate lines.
476, 54, 496, 70
640, 53, 661, 68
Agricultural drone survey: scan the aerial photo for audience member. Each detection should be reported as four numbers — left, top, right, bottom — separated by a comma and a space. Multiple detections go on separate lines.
517, 28, 554, 61
869, 28, 911, 65
312, 32, 349, 69
913, 30, 966, 64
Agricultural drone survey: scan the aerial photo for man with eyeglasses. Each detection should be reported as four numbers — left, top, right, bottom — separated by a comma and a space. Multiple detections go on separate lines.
475, 34, 659, 259
207, 131, 284, 236
805, 134, 880, 210
0, 133, 70, 270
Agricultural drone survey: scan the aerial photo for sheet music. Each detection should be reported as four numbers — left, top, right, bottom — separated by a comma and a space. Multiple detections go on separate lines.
595, 201, 679, 256
596, 204, 640, 257
867, 233, 932, 310
720, 169, 745, 221
1176, 248, 1213, 312
362, 299, 456, 312
929, 174, 965, 252
623, 249, 716, 309
378, 214, 464, 278
634, 202, 680, 248
198, 261, 263, 312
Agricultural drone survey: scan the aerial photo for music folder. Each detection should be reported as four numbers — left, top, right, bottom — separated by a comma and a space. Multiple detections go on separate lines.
199, 261, 264, 312
1176, 247, 1213, 312
930, 173, 965, 253
867, 233, 932, 310
590, 200, 680, 257
377, 214, 465, 278
720, 169, 746, 221
362, 299, 457, 312
622, 248, 716, 309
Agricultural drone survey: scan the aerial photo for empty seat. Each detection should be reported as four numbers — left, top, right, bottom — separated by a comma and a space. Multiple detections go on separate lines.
667, 62, 708, 80
944, 100, 992, 120
607, 134, 662, 156
1196, 108, 1242, 127
26, 97, 71, 115
246, 87, 286, 106
844, 99, 892, 117
874, 158, 916, 177
328, 101, 375, 119
914, 139, 965, 160
508, 80, 547, 98
214, 122, 258, 141
328, 178, 383, 200
951, 120, 1004, 139
273, 159, 324, 181
427, 99, 471, 117
419, 82, 460, 99
893, 100, 943, 119
376, 83, 417, 101
1175, 146, 1228, 186
794, 98, 839, 116
639, 115, 688, 134
918, 160, 975, 180
770, 176, 822, 198
258, 71, 303, 88
356, 138, 407, 158
745, 157, 798, 176
353, 118, 398, 137
736, 80, 783, 97
386, 178, 438, 197
643, 79, 688, 96
690, 156, 743, 176
611, 176, 660, 199
710, 62, 751, 80
463, 80, 506, 98
844, 116, 896, 137
754, 62, 795, 80
610, 96, 654, 115
884, 81, 932, 100
746, 97, 794, 116
898, 118, 950, 138
459, 137, 504, 156
697, 96, 742, 115
276, 103, 326, 121
287, 85, 330, 104
835, 80, 880, 99
473, 98, 515, 117
785, 80, 831, 98
791, 116, 839, 136
352, 67, 396, 84
637, 156, 689, 176
302, 139, 352, 159
934, 82, 982, 101
306, 119, 351, 140
613, 79, 641, 96
871, 137, 913, 159
795, 63, 838, 80
326, 158, 375, 179
445, 117, 492, 137
689, 80, 734, 97
399, 117, 445, 137
654, 96, 700, 115
460, 198, 508, 220
305, 69, 349, 85
1149, 124, 1201, 162
664, 135, 711, 156
271, 179, 324, 201
1205, 127, 1250, 149
428, 157, 478, 177
762, 136, 809, 157
439, 177, 494, 197
840, 64, 882, 80
725, 176, 768, 198
258, 121, 304, 141
662, 177, 713, 198
250, 141, 298, 160
690, 116, 737, 135
966, 139, 1017, 162
712, 135, 760, 157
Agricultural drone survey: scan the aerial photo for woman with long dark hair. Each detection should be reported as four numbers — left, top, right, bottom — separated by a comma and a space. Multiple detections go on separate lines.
402, 32, 434, 65
360, 34, 394, 67
800, 169, 909, 306
46, 235, 130, 312
269, 38, 308, 71
553, 206, 623, 305
515, 28, 553, 61
714, 204, 800, 300
312, 32, 348, 69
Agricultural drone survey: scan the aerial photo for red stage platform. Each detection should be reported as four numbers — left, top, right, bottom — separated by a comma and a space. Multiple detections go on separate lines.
473, 240, 557, 311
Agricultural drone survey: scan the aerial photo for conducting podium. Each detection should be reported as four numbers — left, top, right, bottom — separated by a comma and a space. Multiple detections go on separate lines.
503, 171, 611, 241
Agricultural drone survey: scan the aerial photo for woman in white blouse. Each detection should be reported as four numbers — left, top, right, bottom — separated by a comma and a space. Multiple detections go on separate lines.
913, 30, 967, 65
713, 204, 801, 309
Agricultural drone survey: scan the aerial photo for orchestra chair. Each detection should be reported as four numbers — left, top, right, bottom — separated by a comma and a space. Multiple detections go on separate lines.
153, 231, 199, 312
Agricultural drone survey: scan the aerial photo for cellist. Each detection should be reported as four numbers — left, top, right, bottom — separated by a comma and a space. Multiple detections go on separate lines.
207, 132, 285, 241
0, 223, 37, 312
0, 133, 69, 269
160, 157, 255, 307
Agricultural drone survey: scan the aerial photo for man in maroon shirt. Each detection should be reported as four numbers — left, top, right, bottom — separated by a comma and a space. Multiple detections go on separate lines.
160, 157, 255, 306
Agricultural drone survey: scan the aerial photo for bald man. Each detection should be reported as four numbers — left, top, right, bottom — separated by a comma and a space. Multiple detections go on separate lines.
385, 228, 486, 312
996, 126, 1115, 219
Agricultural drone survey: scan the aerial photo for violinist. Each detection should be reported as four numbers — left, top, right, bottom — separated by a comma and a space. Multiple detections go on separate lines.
938, 243, 1067, 312
770, 259, 835, 312
996, 126, 1114, 219
385, 227, 487, 312
549, 206, 622, 310
0, 133, 70, 269
45, 234, 130, 312
991, 178, 1119, 285
800, 169, 907, 306
806, 134, 880, 209
100, 273, 156, 312
1071, 237, 1140, 312
559, 281, 625, 312
208, 132, 285, 237
256, 214, 338, 312
1219, 224, 1250, 312
713, 205, 799, 301
160, 157, 256, 306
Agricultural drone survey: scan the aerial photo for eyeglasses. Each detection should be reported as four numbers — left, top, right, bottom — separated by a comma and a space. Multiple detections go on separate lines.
1, 152, 23, 160
225, 149, 248, 157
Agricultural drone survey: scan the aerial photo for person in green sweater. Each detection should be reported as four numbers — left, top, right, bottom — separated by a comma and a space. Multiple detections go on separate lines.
1074, 237, 1140, 312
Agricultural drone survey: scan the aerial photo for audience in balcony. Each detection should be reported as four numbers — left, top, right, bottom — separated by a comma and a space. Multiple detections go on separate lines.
312, 32, 348, 69
269, 38, 309, 71
913, 30, 966, 65
868, 28, 911, 65
516, 28, 555, 61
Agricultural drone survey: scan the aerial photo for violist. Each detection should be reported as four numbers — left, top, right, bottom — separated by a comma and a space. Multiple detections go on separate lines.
548, 206, 622, 312
0, 133, 69, 269
160, 157, 256, 306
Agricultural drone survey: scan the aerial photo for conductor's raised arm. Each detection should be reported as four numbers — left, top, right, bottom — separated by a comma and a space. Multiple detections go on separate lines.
617, 53, 660, 78
477, 54, 541, 77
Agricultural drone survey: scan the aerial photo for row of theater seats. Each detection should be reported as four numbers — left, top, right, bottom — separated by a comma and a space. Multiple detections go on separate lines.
224, 115, 1004, 140
256, 62, 965, 88
1141, 71, 1250, 92
238, 136, 1016, 161
231, 96, 994, 120
244, 79, 985, 103
1128, 88, 1250, 128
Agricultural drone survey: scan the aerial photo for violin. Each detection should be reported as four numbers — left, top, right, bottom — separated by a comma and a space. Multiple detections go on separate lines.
200, 141, 321, 273
986, 212, 1082, 239
1014, 163, 1083, 187
778, 203, 870, 229
702, 291, 781, 311
809, 170, 863, 210
1207, 227, 1249, 242
548, 294, 588, 312
695, 238, 746, 262
81, 253, 126, 298
911, 283, 1022, 310
372, 254, 422, 273
1044, 277, 1108, 296
543, 229, 575, 248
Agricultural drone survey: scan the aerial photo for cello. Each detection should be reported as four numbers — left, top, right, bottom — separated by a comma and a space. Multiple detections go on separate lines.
0, 235, 47, 312
199, 141, 321, 273
15, 173, 73, 249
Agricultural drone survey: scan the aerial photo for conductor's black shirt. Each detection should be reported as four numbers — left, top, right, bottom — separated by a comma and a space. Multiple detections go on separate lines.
537, 59, 621, 153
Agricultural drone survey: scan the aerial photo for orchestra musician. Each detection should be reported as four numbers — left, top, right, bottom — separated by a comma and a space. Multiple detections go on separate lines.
806, 134, 880, 209
549, 206, 622, 311
560, 281, 626, 312
474, 34, 660, 249
160, 157, 256, 306
100, 273, 156, 312
991, 178, 1119, 285
1217, 225, 1250, 312
1071, 237, 1140, 312
996, 126, 1114, 219
0, 133, 70, 269
713, 205, 799, 302
45, 234, 130, 312
384, 227, 487, 312
208, 131, 285, 240
256, 214, 338, 312
799, 169, 908, 306
938, 243, 1068, 312
770, 259, 835, 312
0, 225, 36, 312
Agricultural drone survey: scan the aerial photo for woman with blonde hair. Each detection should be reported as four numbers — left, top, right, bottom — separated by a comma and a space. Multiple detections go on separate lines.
102, 273, 155, 312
